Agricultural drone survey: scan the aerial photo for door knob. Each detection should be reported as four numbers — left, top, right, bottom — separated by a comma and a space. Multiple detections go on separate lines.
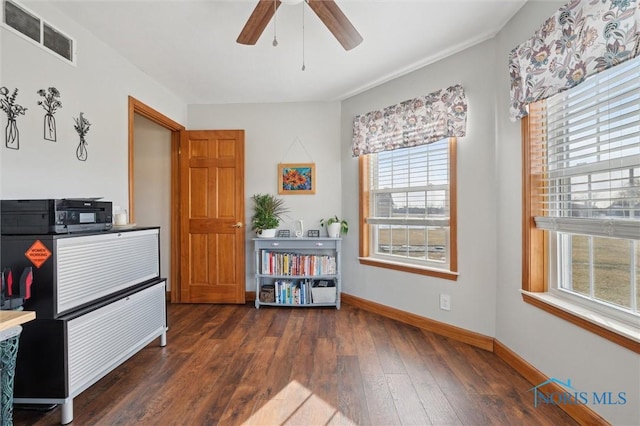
232, 222, 243, 228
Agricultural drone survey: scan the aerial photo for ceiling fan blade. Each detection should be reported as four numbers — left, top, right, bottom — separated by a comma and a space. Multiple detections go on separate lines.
307, 0, 363, 51
237, 0, 282, 45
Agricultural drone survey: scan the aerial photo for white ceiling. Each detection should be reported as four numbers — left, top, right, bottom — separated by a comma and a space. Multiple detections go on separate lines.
50, 0, 528, 104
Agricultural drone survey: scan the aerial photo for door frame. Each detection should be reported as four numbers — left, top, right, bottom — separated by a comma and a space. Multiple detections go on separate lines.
127, 96, 185, 302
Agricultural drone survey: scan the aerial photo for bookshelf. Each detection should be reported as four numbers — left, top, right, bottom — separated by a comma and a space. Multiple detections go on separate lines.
253, 237, 341, 309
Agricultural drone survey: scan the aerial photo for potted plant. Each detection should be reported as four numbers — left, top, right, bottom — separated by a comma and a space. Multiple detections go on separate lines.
320, 215, 348, 238
251, 193, 289, 237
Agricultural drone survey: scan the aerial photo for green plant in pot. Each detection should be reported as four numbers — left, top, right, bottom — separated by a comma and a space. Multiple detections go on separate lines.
320, 215, 348, 238
251, 193, 289, 237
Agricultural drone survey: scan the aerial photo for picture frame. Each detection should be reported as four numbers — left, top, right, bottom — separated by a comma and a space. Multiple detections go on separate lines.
278, 163, 315, 195
307, 229, 320, 237
277, 229, 290, 238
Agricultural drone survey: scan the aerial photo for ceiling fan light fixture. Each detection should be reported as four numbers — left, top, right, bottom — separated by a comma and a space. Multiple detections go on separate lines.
237, 0, 362, 51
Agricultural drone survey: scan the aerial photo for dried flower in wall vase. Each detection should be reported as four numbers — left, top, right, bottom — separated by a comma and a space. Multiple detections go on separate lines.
73, 112, 91, 161
37, 87, 62, 142
0, 87, 28, 150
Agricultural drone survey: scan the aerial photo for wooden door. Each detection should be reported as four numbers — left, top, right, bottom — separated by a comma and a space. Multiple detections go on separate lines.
179, 130, 245, 303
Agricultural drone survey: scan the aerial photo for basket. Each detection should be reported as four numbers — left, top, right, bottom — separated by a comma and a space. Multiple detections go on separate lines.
311, 280, 336, 303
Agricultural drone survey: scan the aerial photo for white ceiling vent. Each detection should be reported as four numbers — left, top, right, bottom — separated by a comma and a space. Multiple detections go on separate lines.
2, 0, 75, 64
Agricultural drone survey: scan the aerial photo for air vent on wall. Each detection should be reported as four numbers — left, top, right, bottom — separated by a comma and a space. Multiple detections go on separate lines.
2, 0, 75, 64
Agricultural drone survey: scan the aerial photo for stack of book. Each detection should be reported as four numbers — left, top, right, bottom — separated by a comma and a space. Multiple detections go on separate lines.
260, 251, 336, 276
260, 279, 337, 305
261, 279, 313, 304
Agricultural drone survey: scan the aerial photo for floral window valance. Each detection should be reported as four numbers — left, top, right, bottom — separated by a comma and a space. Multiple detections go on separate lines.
351, 84, 467, 157
509, 0, 640, 121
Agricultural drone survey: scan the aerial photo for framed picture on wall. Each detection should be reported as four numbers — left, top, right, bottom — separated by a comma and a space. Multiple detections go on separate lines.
278, 163, 315, 195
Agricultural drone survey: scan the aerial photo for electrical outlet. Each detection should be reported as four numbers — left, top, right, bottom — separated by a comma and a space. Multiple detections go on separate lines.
439, 294, 451, 311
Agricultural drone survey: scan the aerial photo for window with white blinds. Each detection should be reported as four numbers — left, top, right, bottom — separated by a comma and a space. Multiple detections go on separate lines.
532, 56, 640, 240
366, 139, 453, 270
527, 55, 640, 322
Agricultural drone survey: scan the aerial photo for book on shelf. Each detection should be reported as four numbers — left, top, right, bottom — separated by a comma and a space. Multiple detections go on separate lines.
260, 251, 336, 276
270, 279, 314, 305
265, 278, 337, 305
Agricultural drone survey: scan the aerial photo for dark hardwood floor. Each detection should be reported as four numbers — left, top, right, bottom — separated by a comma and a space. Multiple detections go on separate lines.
14, 303, 578, 425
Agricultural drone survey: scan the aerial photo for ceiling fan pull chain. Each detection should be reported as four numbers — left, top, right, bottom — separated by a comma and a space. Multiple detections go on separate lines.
272, 0, 278, 47
301, 0, 306, 70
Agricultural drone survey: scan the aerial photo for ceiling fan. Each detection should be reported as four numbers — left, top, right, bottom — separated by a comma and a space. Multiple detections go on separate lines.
237, 0, 363, 51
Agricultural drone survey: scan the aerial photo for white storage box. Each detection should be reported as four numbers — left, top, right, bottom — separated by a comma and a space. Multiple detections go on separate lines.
311, 280, 336, 303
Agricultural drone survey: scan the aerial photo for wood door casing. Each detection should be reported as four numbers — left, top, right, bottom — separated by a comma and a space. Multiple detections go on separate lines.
180, 130, 245, 303
128, 96, 184, 303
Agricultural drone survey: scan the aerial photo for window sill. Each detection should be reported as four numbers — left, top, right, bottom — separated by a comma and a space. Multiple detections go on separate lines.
358, 257, 458, 281
521, 290, 640, 354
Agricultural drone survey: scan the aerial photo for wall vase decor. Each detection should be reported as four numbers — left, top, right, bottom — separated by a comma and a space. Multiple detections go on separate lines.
38, 87, 62, 142
73, 112, 91, 161
76, 136, 88, 161
5, 119, 18, 150
44, 114, 56, 141
0, 87, 27, 150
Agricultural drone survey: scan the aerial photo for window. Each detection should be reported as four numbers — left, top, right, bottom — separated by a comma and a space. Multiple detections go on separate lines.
2, 0, 75, 64
523, 56, 639, 351
353, 84, 465, 279
359, 138, 457, 280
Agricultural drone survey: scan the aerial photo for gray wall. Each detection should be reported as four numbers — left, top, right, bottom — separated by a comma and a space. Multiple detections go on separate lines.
340, 1, 639, 424
133, 114, 172, 290
0, 1, 186, 207
494, 2, 639, 424
341, 39, 499, 337
188, 101, 342, 291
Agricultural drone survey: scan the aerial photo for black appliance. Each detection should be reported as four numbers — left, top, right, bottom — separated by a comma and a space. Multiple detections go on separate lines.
1, 198, 112, 234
